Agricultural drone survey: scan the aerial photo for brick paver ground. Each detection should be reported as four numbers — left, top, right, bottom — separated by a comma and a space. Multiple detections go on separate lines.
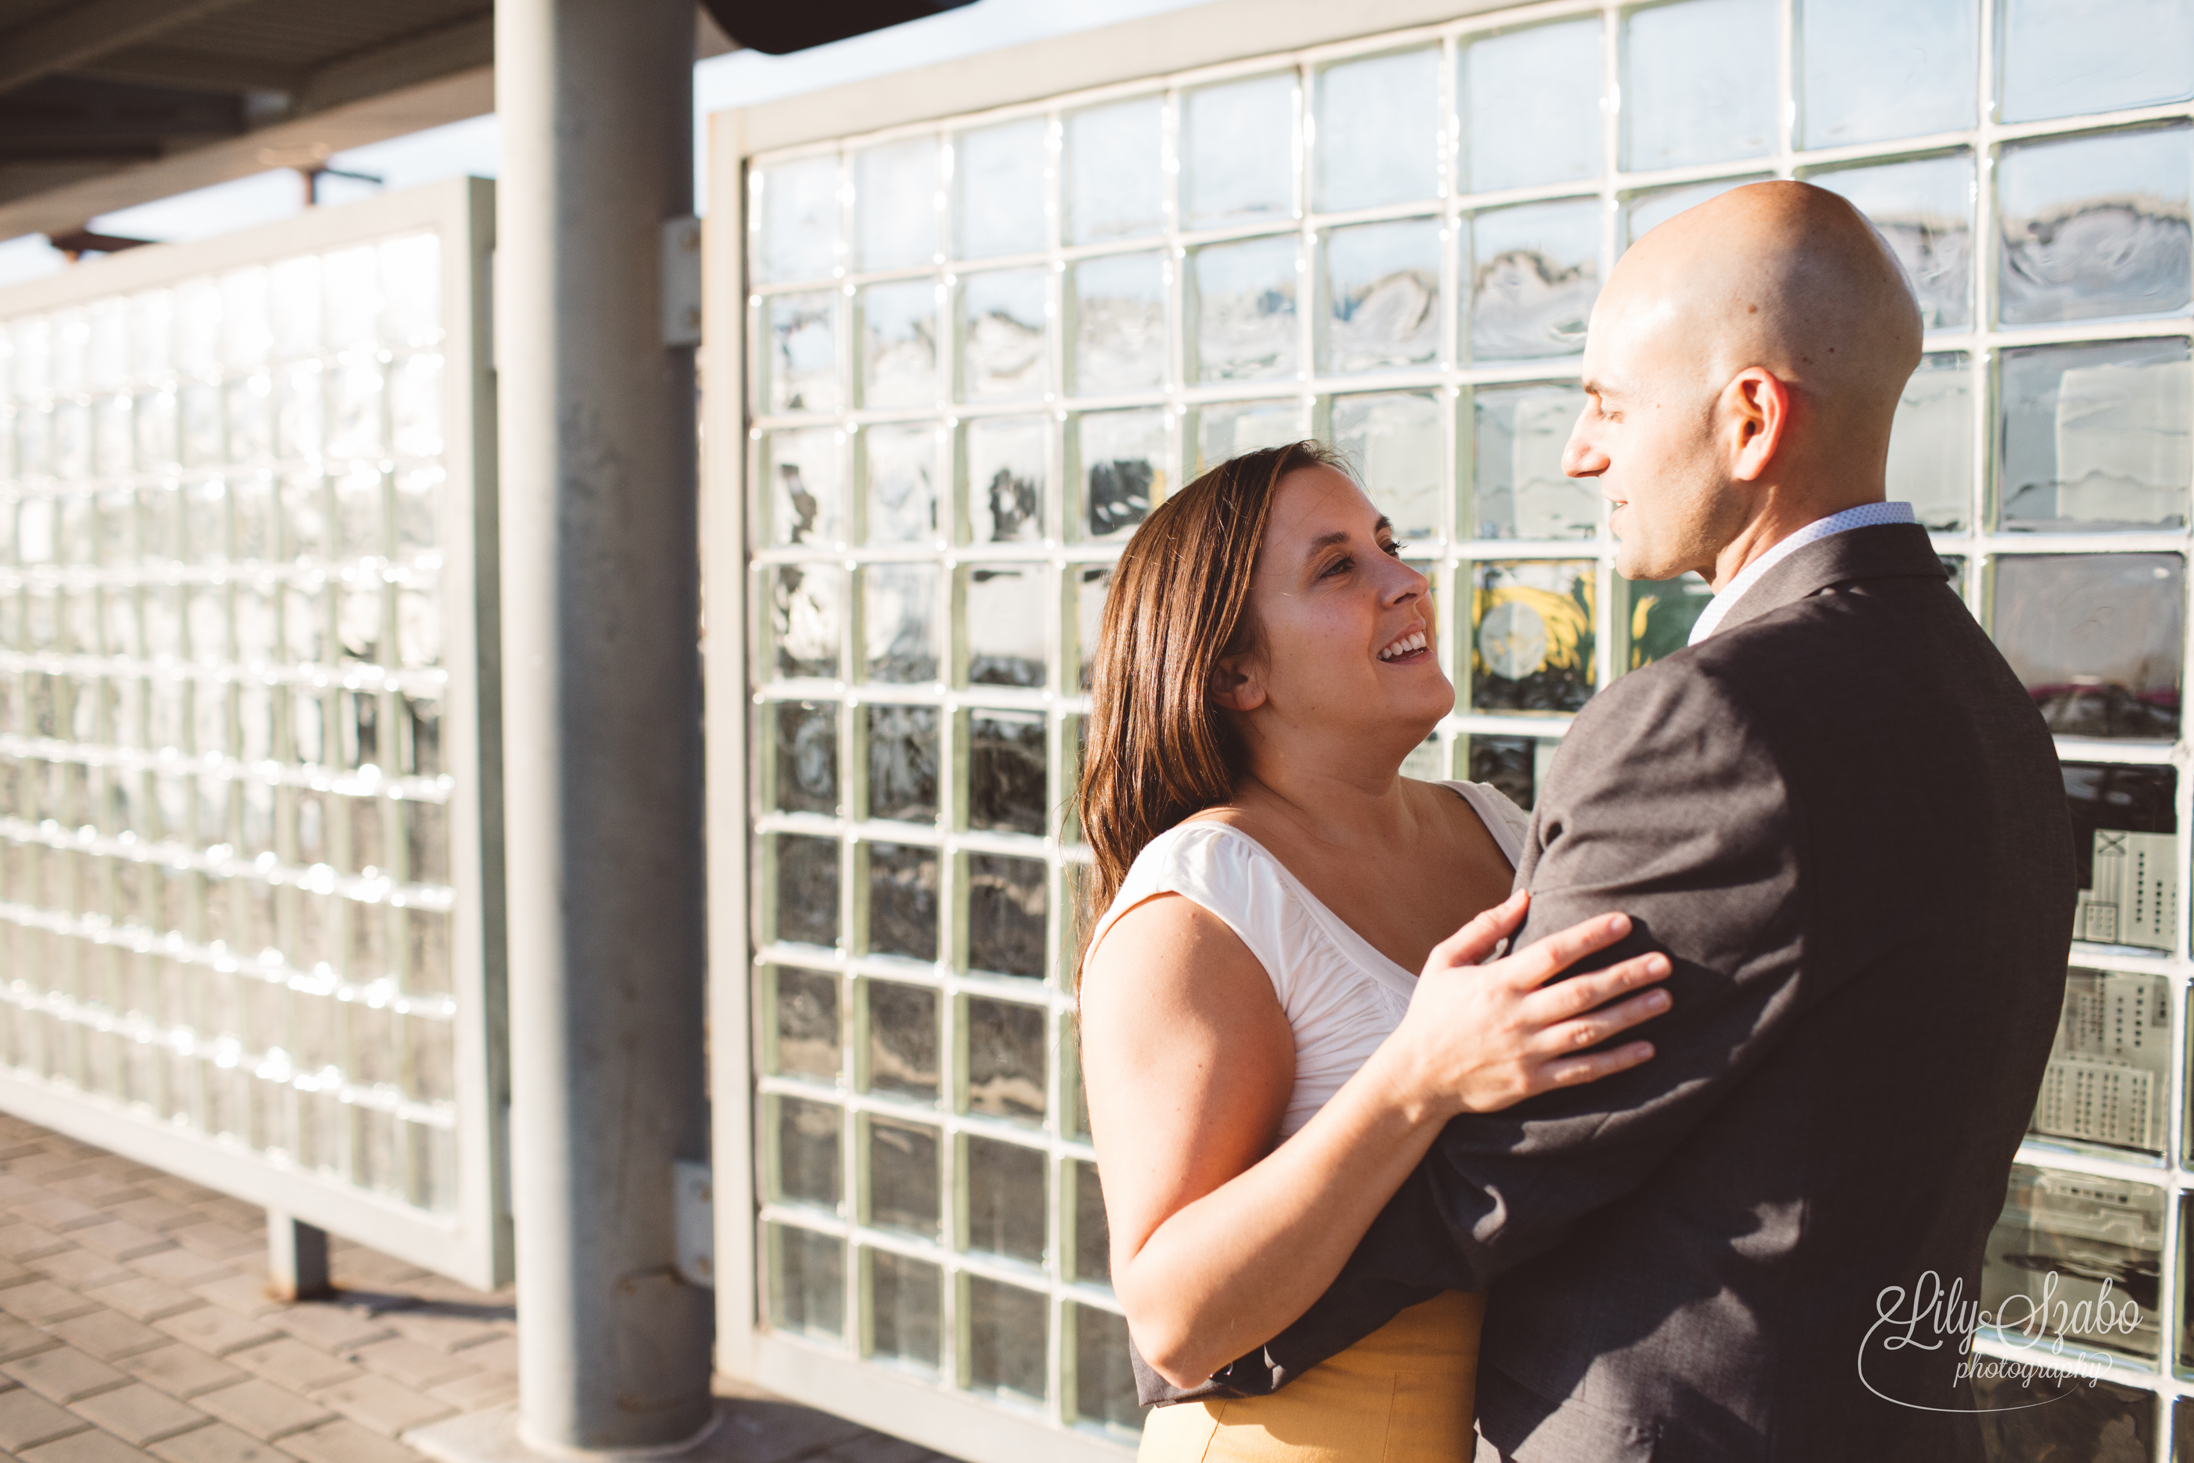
0, 1114, 960, 1463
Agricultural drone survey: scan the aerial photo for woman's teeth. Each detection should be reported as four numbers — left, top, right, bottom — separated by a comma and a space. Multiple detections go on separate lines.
1377, 631, 1427, 662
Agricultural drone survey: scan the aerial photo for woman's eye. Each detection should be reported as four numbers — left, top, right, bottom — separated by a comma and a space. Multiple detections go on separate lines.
1320, 556, 1351, 579
1379, 539, 1403, 559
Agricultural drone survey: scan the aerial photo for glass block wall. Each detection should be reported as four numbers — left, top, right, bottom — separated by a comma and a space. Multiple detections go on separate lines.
0, 234, 471, 1219
739, 0, 2194, 1449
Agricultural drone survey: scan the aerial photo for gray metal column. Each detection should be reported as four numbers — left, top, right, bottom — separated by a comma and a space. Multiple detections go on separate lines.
265, 1209, 331, 1302
495, 0, 711, 1450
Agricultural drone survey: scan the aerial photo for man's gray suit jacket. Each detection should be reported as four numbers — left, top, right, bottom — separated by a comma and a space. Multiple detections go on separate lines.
1157, 522, 2078, 1461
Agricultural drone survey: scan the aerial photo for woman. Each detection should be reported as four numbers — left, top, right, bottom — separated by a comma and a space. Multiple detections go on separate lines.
1076, 442, 1671, 1461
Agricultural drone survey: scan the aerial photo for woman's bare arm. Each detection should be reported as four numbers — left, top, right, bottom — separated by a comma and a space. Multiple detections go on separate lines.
1081, 891, 1670, 1386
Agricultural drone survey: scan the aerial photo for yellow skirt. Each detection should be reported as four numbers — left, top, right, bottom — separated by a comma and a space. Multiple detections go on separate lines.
1136, 1290, 1485, 1463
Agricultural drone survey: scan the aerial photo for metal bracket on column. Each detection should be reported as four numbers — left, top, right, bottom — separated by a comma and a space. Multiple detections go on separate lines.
661, 216, 702, 347
672, 1160, 714, 1288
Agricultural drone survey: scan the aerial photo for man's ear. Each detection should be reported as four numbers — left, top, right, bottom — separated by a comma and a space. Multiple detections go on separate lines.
1724, 367, 1791, 483
1210, 654, 1266, 714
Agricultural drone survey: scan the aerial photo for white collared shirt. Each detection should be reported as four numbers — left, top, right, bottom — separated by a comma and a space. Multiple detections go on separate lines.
1687, 501, 1918, 646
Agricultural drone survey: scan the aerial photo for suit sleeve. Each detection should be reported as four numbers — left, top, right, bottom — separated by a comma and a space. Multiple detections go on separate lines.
1247, 657, 1814, 1381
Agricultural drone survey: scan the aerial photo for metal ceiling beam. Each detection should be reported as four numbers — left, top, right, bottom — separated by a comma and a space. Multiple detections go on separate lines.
0, 0, 259, 97
66, 46, 304, 97
294, 11, 494, 116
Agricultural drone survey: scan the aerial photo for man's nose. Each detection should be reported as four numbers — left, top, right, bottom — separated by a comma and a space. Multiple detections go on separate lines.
1562, 418, 1607, 479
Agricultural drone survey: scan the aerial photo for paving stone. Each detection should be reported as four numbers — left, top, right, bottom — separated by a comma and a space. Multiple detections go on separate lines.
151, 1310, 281, 1359
276, 1419, 423, 1463
229, 1341, 360, 1395
269, 1309, 391, 1356
306, 1375, 450, 1438
324, 1256, 426, 1292
192, 1278, 282, 1321
339, 1341, 473, 1393
712, 1394, 870, 1463
0, 1313, 61, 1362
151, 1422, 289, 1463
46, 1175, 149, 1208
0, 1386, 91, 1450
85, 1278, 206, 1324
1, 1345, 129, 1404
1, 1279, 101, 1324
194, 1381, 334, 1442
418, 1373, 512, 1413
129, 1253, 234, 1291
70, 1385, 214, 1446
0, 1253, 34, 1286
74, 1226, 176, 1264
171, 1229, 261, 1264
31, 1251, 137, 1293
0, 1223, 78, 1263
115, 1347, 248, 1402
816, 1435, 942, 1463
48, 1310, 173, 1361
374, 1315, 499, 1356
16, 1198, 109, 1234
104, 1202, 203, 1236
26, 1429, 164, 1463
438, 1337, 511, 1374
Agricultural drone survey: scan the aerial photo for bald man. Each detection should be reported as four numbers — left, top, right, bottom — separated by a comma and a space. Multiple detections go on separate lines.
1155, 183, 2077, 1459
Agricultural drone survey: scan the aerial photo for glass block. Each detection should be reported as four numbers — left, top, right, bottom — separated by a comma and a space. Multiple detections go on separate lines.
276, 363, 322, 461
964, 416, 1046, 544
763, 428, 842, 548
1182, 72, 1296, 230
1069, 253, 1168, 397
93, 396, 130, 478
968, 854, 1046, 978
755, 155, 841, 285
1461, 18, 1605, 194
1074, 565, 1114, 692
865, 979, 940, 1098
1194, 401, 1304, 475
232, 475, 273, 562
279, 471, 327, 561
857, 280, 939, 410
775, 834, 840, 948
1469, 198, 1599, 363
1064, 96, 1164, 246
964, 1135, 1045, 1262
179, 386, 220, 470
1886, 352, 1973, 531
1321, 218, 1439, 375
401, 799, 449, 885
768, 565, 843, 681
775, 1095, 842, 1208
1623, 573, 1715, 670
379, 235, 441, 350
967, 996, 1046, 1122
396, 585, 440, 670
332, 465, 382, 560
1993, 554, 2182, 741
394, 468, 439, 559
1982, 1165, 2161, 1359
854, 137, 941, 273
2031, 968, 2170, 1152
867, 1117, 940, 1237
960, 268, 1047, 403
1472, 561, 1596, 713
1072, 1159, 1111, 1284
768, 1222, 844, 1338
1998, 128, 2193, 328
1787, 160, 1967, 332
2000, 338, 2190, 531
1313, 48, 1440, 214
1074, 409, 1166, 541
867, 1248, 942, 1370
1624, 177, 1772, 248
1470, 383, 1594, 539
1464, 735, 1551, 813
860, 424, 939, 546
866, 704, 939, 823
967, 1276, 1047, 1401
965, 566, 1045, 688
400, 695, 441, 778
1799, 0, 1976, 148
336, 583, 382, 666
770, 967, 840, 1081
969, 709, 1046, 834
764, 291, 839, 415
1332, 392, 1443, 542
1074, 1304, 1141, 1431
866, 843, 939, 963
2001, 0, 2194, 124
862, 564, 939, 684
270, 255, 321, 360
1623, 0, 1776, 171
773, 701, 837, 815
1192, 235, 1299, 383
388, 353, 441, 459
2062, 763, 2177, 950
406, 908, 450, 996
327, 359, 384, 461
955, 116, 1048, 261
1977, 1373, 2153, 1460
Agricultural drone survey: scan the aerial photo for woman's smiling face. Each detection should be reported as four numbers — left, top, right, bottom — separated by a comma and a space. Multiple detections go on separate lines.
1219, 464, 1453, 757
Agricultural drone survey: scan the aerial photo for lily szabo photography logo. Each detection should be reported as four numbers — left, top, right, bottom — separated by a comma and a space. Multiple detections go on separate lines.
1859, 1269, 2144, 1411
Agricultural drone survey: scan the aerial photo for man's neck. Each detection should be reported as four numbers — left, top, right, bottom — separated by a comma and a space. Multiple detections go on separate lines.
1705, 492, 1886, 592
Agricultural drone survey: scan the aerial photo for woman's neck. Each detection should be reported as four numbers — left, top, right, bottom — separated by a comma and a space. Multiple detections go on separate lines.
1232, 742, 1424, 856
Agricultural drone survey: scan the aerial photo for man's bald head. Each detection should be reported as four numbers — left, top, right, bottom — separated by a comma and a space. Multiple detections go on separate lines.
1565, 181, 1926, 586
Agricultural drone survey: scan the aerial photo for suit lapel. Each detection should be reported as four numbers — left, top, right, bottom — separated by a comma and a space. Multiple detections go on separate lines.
1713, 523, 1949, 636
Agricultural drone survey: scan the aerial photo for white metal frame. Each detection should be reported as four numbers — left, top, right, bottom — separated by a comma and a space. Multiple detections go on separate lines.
0, 179, 509, 1290
706, 0, 2194, 1457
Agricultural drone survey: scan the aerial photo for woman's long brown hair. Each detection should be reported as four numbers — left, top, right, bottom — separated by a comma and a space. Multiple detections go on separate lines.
1073, 440, 1352, 989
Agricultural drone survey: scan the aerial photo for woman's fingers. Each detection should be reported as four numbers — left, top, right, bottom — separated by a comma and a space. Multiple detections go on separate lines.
1522, 951, 1671, 1024
1425, 890, 1530, 972
1537, 1039, 1656, 1090
1533, 985, 1672, 1056
1499, 911, 1633, 991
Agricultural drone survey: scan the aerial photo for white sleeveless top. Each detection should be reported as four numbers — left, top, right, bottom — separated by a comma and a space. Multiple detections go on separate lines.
1085, 781, 1530, 1139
